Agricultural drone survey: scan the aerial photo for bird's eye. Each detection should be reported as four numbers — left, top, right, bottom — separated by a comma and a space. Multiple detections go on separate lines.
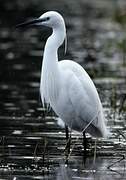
46, 17, 50, 21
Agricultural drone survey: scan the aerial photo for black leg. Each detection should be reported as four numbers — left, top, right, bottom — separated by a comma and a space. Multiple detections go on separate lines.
65, 125, 71, 153
83, 131, 87, 152
65, 125, 71, 164
65, 125, 69, 141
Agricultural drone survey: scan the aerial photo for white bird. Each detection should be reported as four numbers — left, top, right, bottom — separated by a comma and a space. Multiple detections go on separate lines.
17, 11, 108, 139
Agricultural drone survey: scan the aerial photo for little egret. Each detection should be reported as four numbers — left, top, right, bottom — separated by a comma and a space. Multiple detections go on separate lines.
17, 11, 108, 144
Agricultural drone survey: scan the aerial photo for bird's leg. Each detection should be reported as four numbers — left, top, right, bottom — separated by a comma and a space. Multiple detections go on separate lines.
65, 125, 71, 163
65, 125, 69, 141
83, 131, 87, 164
65, 125, 71, 154
83, 131, 87, 152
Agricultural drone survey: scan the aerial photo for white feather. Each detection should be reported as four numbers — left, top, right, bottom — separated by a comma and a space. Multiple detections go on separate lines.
39, 11, 108, 138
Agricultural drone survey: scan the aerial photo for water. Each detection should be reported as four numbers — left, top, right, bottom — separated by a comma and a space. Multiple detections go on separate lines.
0, 0, 126, 179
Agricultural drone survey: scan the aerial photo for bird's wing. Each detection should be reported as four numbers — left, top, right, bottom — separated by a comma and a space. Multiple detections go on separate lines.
59, 59, 101, 112
59, 60, 107, 136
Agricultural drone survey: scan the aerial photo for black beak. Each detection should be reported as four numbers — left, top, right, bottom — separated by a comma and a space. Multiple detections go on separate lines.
16, 18, 43, 29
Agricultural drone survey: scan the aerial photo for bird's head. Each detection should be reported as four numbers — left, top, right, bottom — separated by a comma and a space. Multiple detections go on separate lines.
16, 11, 65, 30
16, 11, 67, 52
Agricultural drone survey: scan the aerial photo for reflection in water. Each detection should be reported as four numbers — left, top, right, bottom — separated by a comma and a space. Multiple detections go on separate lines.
0, 0, 126, 179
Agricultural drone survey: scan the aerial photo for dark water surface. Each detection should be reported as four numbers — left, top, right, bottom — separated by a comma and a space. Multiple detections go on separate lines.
0, 0, 126, 179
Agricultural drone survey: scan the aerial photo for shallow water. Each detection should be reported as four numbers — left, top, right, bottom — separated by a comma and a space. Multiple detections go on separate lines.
0, 0, 126, 179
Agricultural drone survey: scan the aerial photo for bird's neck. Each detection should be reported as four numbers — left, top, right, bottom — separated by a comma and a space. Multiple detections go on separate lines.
42, 25, 66, 71
40, 27, 66, 105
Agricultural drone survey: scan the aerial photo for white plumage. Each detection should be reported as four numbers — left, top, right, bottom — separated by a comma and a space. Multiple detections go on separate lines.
17, 11, 108, 138
39, 11, 108, 138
